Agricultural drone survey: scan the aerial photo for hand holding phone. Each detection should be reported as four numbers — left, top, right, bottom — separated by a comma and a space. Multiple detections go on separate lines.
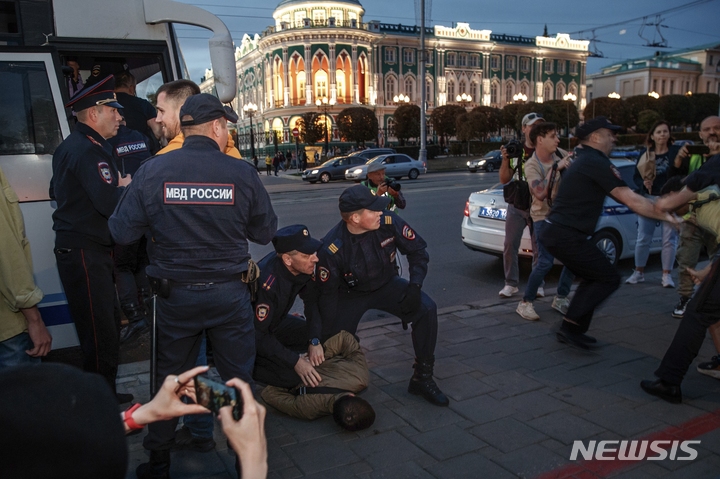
194, 375, 244, 421
685, 144, 710, 156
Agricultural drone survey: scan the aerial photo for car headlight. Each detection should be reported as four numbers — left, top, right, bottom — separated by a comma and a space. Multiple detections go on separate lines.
311, 169, 319, 174
479, 160, 486, 165
466, 161, 471, 166
352, 168, 363, 175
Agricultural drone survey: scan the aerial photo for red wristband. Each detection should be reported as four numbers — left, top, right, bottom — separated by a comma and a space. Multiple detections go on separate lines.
123, 403, 144, 430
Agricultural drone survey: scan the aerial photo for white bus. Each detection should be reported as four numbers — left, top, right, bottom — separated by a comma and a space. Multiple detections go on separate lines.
0, 0, 237, 349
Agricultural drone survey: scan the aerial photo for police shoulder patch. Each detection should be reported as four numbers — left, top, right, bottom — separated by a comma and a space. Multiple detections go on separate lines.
255, 303, 270, 321
609, 165, 623, 181
319, 267, 330, 282
262, 274, 275, 291
327, 239, 342, 254
402, 225, 415, 240
97, 162, 113, 184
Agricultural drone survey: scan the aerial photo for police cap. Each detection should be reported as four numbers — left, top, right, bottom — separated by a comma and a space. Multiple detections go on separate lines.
179, 93, 239, 126
576, 116, 622, 140
65, 75, 123, 112
339, 185, 390, 213
272, 225, 323, 255
367, 161, 387, 173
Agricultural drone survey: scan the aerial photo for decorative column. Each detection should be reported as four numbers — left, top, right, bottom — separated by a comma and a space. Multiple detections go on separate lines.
329, 42, 337, 103
482, 52, 490, 105
304, 43, 313, 105
535, 57, 544, 103
283, 47, 290, 107
352, 43, 358, 103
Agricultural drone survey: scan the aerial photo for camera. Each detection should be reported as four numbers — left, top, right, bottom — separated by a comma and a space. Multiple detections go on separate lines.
504, 140, 523, 159
385, 180, 401, 191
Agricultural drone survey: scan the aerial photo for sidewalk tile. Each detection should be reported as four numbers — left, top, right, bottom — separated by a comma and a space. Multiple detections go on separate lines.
410, 424, 486, 460
425, 452, 516, 479
470, 417, 548, 453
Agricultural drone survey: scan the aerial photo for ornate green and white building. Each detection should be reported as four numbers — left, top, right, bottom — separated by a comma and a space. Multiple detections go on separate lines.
199, 0, 590, 153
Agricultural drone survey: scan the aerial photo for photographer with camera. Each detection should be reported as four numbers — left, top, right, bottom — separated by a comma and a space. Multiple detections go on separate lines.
362, 162, 406, 212
497, 112, 544, 298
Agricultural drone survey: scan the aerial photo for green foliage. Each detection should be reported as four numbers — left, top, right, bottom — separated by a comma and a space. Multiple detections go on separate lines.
540, 100, 580, 131
583, 97, 631, 127
689, 93, 720, 127
456, 106, 501, 141
500, 103, 522, 133
430, 104, 466, 143
657, 95, 694, 127
393, 104, 421, 144
624, 95, 660, 126
296, 112, 325, 145
636, 110, 662, 133
336, 107, 378, 146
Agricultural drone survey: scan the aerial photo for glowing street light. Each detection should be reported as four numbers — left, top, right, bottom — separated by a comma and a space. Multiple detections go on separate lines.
315, 96, 336, 157
648, 91, 660, 99
393, 94, 410, 104
513, 92, 527, 103
608, 92, 621, 99
562, 93, 577, 149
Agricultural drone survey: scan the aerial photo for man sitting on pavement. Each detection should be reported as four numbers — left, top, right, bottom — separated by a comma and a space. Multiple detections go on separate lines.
361, 162, 406, 212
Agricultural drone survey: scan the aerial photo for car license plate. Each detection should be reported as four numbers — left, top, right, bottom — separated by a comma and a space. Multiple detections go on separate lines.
478, 207, 506, 220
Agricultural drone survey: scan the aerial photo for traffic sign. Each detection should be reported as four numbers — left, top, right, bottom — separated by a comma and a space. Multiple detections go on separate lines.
292, 127, 299, 137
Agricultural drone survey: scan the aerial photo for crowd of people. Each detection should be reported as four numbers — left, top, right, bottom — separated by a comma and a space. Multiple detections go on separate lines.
1, 65, 719, 479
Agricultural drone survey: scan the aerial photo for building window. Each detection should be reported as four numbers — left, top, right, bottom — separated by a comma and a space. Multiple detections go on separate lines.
385, 48, 396, 63
459, 80, 467, 95
490, 55, 500, 70
315, 71, 327, 98
471, 81, 478, 99
470, 55, 479, 68
556, 82, 565, 99
653, 79, 658, 92
544, 83, 552, 100
520, 57, 530, 72
404, 77, 414, 100
312, 10, 326, 25
459, 54, 467, 67
447, 53, 456, 67
661, 79, 666, 94
294, 11, 305, 27
505, 82, 514, 103
520, 81, 528, 96
569, 62, 578, 75
669, 80, 674, 94
707, 80, 711, 92
557, 60, 566, 75
447, 80, 455, 100
569, 83, 577, 97
544, 60, 553, 74
404, 49, 414, 64
709, 55, 714, 66
331, 9, 343, 23
490, 82, 498, 104
385, 76, 395, 100
506, 56, 516, 71
426, 80, 433, 104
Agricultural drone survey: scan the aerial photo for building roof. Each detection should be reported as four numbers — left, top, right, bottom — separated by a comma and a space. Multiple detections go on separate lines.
599, 42, 720, 73
276, 0, 363, 7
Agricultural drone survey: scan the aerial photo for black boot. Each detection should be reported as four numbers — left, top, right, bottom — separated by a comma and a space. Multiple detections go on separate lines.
136, 449, 170, 479
120, 302, 149, 343
408, 357, 449, 407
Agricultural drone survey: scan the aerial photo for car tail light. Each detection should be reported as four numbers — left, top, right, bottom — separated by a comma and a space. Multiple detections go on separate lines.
464, 200, 469, 217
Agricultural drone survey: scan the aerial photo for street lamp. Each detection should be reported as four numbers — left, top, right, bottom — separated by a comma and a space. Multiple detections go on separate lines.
456, 93, 472, 109
393, 94, 410, 104
242, 102, 258, 160
648, 91, 660, 99
563, 93, 577, 149
315, 96, 336, 157
608, 92, 621, 99
513, 92, 527, 103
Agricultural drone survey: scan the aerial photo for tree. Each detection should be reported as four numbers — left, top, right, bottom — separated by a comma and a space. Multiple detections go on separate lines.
540, 100, 579, 133
430, 104, 465, 146
336, 107, 378, 146
689, 93, 720, 129
456, 106, 501, 154
582, 97, 631, 128
637, 110, 662, 133
393, 104, 421, 145
625, 95, 660, 127
296, 112, 325, 145
500, 103, 522, 134
657, 95, 694, 128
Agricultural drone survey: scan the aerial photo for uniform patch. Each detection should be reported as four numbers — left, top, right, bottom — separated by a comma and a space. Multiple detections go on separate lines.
402, 225, 415, 240
262, 275, 275, 291
384, 215, 393, 225
115, 141, 149, 157
610, 165, 623, 181
164, 182, 235, 205
380, 237, 394, 247
97, 162, 113, 184
255, 303, 270, 321
319, 267, 330, 282
327, 240, 341, 254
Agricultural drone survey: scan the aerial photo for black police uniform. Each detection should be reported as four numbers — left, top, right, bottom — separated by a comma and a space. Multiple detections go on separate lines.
108, 124, 151, 176
252, 250, 320, 388
116, 91, 160, 153
50, 120, 124, 393
109, 133, 277, 453
541, 144, 626, 336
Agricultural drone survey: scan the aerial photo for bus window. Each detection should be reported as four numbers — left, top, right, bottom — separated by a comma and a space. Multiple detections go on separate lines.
0, 61, 63, 155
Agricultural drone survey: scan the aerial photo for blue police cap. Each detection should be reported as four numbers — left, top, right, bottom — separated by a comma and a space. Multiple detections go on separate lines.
576, 116, 622, 140
339, 185, 390, 213
179, 93, 239, 126
272, 225, 323, 255
65, 75, 123, 112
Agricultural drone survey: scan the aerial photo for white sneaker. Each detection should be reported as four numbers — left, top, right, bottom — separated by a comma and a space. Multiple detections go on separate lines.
625, 271, 644, 284
499, 285, 519, 297
552, 296, 570, 315
536, 287, 545, 298
516, 301, 540, 321
662, 274, 675, 288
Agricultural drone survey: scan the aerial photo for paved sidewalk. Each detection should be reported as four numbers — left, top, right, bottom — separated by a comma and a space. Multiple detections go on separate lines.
121, 270, 720, 479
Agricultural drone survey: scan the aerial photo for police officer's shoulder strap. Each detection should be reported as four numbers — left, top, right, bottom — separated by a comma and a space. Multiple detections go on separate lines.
383, 213, 393, 225
326, 239, 342, 254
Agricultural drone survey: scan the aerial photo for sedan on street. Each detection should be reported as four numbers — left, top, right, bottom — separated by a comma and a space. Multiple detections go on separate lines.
345, 154, 427, 181
460, 159, 661, 266
302, 156, 367, 183
467, 150, 502, 173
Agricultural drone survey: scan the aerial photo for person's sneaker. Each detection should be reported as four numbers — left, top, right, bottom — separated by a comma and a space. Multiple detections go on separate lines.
516, 301, 540, 321
672, 296, 691, 318
697, 355, 720, 379
172, 426, 216, 453
499, 285, 519, 297
552, 296, 570, 315
536, 287, 545, 298
625, 270, 644, 284
662, 274, 675, 288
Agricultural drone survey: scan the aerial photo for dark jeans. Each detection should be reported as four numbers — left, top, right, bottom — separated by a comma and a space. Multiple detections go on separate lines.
540, 222, 621, 333
55, 247, 120, 392
655, 259, 720, 385
182, 336, 214, 438
143, 279, 255, 451
322, 276, 438, 359
253, 315, 309, 388
114, 236, 150, 306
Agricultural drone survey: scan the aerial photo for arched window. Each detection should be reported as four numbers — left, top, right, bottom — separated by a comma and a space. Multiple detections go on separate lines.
459, 80, 467, 95
505, 82, 514, 103
336, 69, 345, 100
569, 83, 578, 97
490, 82, 499, 105
385, 76, 396, 102
470, 81, 478, 100
404, 77, 414, 101
387, 117, 395, 137
426, 79, 433, 105
315, 70, 328, 99
520, 81, 528, 96
556, 82, 566, 100
447, 80, 455, 100
544, 83, 552, 101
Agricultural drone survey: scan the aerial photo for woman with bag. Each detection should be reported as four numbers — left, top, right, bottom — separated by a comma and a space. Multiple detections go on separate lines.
625, 120, 682, 287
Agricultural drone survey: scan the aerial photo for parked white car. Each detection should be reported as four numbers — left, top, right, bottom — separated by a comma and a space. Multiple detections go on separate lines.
460, 159, 662, 266
345, 154, 427, 181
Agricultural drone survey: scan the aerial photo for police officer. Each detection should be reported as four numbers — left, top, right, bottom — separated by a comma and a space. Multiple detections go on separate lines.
107, 115, 153, 343
108, 93, 277, 479
50, 75, 132, 402
540, 117, 679, 349
362, 162, 406, 212
252, 225, 324, 388
315, 185, 448, 407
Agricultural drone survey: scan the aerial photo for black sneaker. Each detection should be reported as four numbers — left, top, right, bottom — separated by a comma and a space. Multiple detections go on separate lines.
672, 296, 691, 318
172, 426, 216, 453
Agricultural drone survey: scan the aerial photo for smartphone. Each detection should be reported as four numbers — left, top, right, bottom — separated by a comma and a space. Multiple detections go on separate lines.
685, 144, 709, 155
194, 375, 243, 421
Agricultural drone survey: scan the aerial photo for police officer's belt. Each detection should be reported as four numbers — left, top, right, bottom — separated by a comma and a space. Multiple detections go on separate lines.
292, 386, 351, 396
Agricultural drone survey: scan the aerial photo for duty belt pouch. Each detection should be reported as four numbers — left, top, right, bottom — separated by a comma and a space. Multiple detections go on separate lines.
148, 277, 171, 299
241, 260, 261, 302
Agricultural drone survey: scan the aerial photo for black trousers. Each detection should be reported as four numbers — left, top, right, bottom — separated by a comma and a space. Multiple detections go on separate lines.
323, 276, 438, 359
253, 315, 308, 388
113, 236, 150, 306
655, 259, 720, 385
55, 247, 120, 392
540, 222, 621, 333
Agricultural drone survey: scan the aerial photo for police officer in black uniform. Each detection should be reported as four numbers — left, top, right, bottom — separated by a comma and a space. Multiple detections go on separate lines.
50, 75, 132, 402
253, 225, 324, 388
541, 117, 679, 349
315, 185, 448, 407
108, 93, 277, 479
107, 115, 153, 343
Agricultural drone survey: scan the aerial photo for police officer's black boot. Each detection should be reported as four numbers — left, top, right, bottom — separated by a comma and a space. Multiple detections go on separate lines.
136, 449, 170, 479
119, 301, 149, 343
408, 357, 449, 407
